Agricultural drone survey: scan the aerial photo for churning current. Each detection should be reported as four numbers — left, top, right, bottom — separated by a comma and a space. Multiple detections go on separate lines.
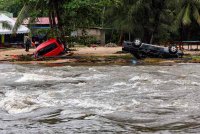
0, 63, 200, 134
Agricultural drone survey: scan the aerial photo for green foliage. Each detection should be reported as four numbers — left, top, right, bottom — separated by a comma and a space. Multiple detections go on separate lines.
176, 0, 200, 26
104, 0, 200, 43
0, 0, 24, 17
67, 36, 98, 47
105, 29, 121, 43
1, 0, 200, 43
62, 0, 105, 33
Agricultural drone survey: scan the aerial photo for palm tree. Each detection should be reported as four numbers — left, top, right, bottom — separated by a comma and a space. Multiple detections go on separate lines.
105, 0, 141, 44
129, 0, 171, 43
12, 0, 67, 50
13, 0, 105, 50
176, 0, 200, 26
173, 0, 200, 41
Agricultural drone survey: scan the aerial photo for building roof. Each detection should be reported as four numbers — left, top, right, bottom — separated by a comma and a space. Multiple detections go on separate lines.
0, 14, 30, 34
14, 17, 57, 25
36, 17, 57, 25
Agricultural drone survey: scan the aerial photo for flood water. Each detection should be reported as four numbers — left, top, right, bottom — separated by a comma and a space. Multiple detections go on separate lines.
0, 63, 200, 133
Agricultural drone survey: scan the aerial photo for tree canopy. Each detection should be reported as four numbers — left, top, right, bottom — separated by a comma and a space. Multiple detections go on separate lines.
0, 0, 200, 44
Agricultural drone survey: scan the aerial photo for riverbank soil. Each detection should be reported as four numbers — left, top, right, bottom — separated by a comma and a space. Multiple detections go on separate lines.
0, 47, 200, 65
0, 47, 132, 65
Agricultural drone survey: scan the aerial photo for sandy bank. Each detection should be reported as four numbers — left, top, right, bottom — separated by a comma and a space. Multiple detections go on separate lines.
0, 47, 200, 65
0, 47, 123, 60
0, 47, 130, 65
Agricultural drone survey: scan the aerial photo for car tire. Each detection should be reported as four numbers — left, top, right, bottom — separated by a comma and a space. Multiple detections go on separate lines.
133, 39, 142, 48
169, 45, 178, 54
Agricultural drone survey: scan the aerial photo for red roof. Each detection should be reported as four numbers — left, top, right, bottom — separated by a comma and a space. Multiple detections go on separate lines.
14, 17, 57, 25
36, 17, 58, 25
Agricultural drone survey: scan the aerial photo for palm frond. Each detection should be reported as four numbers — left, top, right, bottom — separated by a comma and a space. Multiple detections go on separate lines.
192, 5, 200, 25
171, 8, 184, 32
12, 4, 30, 33
12, 1, 36, 34
129, 0, 144, 15
194, 0, 200, 6
182, 4, 192, 25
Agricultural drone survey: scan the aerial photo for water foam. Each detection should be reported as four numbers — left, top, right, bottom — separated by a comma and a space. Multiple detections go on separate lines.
0, 90, 40, 114
78, 74, 107, 80
129, 74, 152, 82
89, 68, 97, 72
113, 82, 127, 86
152, 79, 166, 85
15, 73, 67, 83
0, 89, 66, 114
66, 99, 115, 114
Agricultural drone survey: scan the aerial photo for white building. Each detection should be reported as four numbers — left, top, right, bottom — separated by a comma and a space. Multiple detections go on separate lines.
0, 14, 30, 47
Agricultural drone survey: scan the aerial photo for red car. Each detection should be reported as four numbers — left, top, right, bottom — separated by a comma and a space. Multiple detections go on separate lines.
34, 38, 64, 57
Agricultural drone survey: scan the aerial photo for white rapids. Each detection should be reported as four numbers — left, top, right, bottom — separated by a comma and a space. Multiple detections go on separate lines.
0, 64, 200, 133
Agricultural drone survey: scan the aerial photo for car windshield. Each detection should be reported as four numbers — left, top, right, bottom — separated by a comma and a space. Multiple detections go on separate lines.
37, 43, 57, 56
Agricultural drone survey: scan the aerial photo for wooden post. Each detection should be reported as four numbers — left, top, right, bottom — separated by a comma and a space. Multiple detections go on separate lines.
180, 42, 183, 50
1, 34, 5, 46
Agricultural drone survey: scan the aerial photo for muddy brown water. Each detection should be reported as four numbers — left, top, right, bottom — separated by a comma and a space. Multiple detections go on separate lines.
0, 63, 200, 133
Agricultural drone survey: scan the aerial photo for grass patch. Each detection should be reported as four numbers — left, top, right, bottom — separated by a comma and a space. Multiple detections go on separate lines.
189, 55, 200, 63
182, 55, 200, 63
142, 58, 164, 63
75, 54, 132, 65
17, 54, 35, 61
106, 54, 133, 60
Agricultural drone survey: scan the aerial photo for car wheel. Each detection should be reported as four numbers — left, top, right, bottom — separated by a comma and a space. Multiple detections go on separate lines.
133, 39, 142, 48
169, 45, 178, 54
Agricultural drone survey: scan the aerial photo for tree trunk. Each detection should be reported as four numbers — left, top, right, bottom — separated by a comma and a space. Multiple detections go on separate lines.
52, 11, 56, 28
150, 34, 154, 44
48, 0, 55, 29
54, 0, 67, 51
129, 32, 131, 41
179, 23, 184, 50
48, 11, 53, 28
150, 0, 166, 44
48, 1, 57, 38
118, 31, 124, 46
